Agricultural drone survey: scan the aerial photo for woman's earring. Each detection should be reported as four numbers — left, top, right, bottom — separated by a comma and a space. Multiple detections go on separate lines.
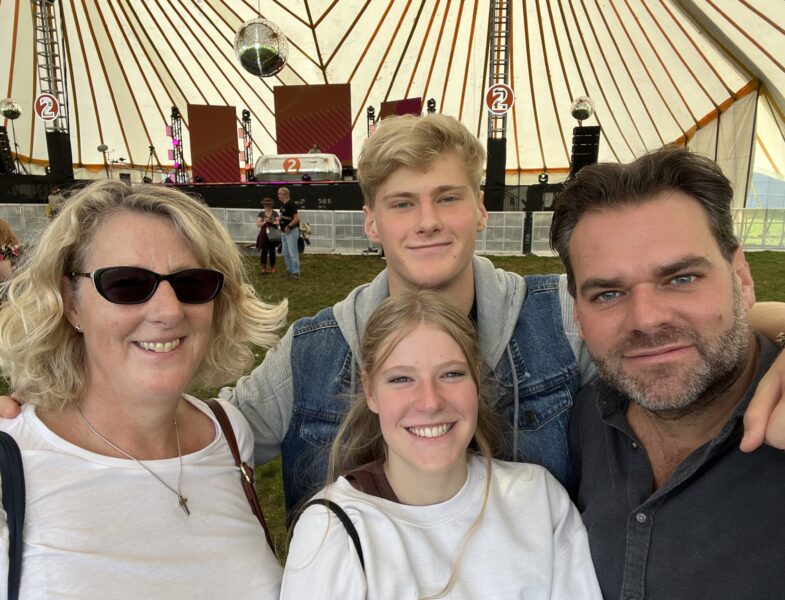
74, 325, 83, 333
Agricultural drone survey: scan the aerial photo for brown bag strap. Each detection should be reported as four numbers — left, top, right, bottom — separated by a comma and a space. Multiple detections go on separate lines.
204, 398, 274, 552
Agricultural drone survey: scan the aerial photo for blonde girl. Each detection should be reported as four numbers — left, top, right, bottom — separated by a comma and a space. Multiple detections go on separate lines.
282, 291, 600, 599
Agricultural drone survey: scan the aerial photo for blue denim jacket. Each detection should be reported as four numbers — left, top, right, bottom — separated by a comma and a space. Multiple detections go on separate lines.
281, 274, 580, 511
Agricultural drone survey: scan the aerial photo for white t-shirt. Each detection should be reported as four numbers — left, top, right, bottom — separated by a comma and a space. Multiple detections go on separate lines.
0, 397, 281, 599
282, 456, 601, 599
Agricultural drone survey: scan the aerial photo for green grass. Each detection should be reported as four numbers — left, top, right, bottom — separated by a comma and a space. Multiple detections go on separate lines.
2, 251, 784, 560
746, 251, 785, 300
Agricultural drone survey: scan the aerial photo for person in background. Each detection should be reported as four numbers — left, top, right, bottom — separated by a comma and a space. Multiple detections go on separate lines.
277, 186, 301, 279
0, 180, 287, 598
282, 291, 601, 599
0, 218, 22, 285
551, 147, 785, 599
255, 196, 280, 274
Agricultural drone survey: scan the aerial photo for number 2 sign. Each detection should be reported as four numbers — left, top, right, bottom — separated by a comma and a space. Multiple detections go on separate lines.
34, 93, 60, 122
283, 157, 301, 174
485, 84, 515, 116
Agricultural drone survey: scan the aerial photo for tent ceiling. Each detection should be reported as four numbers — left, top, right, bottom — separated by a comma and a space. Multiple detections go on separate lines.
1, 0, 783, 180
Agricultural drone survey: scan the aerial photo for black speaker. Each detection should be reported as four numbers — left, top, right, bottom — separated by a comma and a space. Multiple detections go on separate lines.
0, 126, 15, 174
570, 126, 601, 177
45, 130, 74, 181
484, 137, 506, 211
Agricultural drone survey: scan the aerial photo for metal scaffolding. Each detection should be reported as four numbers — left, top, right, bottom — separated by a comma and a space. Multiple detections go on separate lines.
486, 0, 511, 140
31, 0, 69, 133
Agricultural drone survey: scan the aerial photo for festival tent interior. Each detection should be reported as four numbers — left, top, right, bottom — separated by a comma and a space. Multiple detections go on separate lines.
1, 0, 784, 213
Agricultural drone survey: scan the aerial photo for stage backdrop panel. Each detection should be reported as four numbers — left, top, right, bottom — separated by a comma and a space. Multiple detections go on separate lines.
187, 104, 240, 183
274, 84, 352, 167
378, 97, 422, 120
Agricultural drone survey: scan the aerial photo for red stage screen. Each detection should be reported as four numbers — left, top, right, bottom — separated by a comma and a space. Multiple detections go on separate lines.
378, 97, 423, 120
188, 104, 240, 183
274, 84, 352, 167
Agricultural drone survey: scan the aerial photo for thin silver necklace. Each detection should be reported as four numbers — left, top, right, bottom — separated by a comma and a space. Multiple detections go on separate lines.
78, 407, 190, 516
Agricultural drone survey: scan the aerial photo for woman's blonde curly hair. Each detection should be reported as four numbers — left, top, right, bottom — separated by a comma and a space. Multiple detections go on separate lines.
0, 179, 287, 411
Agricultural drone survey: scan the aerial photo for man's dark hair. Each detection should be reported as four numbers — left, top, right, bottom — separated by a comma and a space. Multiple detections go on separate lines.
550, 146, 739, 297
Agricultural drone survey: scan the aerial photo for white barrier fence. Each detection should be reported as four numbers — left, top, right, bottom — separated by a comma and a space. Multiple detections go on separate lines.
3, 205, 784, 256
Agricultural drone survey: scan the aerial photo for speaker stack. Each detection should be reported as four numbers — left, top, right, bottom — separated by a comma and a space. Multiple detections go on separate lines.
484, 137, 507, 212
0, 126, 15, 174
45, 130, 74, 181
569, 126, 601, 177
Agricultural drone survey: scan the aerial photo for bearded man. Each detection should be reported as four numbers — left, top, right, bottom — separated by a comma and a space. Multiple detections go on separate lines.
550, 147, 785, 600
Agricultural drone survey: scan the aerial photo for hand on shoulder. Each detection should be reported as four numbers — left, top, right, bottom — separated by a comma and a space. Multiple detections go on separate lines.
0, 394, 22, 418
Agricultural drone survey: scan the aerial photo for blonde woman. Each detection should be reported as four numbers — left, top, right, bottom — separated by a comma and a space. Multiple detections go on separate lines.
282, 292, 601, 599
0, 180, 286, 598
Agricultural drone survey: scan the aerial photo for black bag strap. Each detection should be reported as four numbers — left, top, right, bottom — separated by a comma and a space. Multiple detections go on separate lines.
301, 498, 365, 572
0, 431, 25, 600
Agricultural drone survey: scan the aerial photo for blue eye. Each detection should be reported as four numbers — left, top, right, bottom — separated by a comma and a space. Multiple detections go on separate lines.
593, 290, 621, 303
391, 201, 412, 209
671, 274, 697, 285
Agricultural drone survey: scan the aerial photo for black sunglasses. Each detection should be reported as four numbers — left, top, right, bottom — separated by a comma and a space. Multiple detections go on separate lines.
69, 267, 224, 305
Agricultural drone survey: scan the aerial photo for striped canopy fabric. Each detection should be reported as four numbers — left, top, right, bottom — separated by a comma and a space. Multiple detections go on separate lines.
1, 0, 783, 187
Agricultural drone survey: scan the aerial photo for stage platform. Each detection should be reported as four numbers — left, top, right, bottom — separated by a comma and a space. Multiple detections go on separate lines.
0, 175, 367, 211
0, 173, 562, 215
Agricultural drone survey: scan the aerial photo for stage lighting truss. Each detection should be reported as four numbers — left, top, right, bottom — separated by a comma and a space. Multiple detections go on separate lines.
168, 106, 187, 183
366, 105, 376, 138
241, 109, 254, 181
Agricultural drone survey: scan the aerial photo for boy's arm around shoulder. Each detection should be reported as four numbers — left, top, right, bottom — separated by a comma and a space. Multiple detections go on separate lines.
218, 326, 296, 465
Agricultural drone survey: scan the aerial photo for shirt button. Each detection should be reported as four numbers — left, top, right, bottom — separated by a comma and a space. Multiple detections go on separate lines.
523, 410, 536, 425
631, 441, 639, 449
636, 512, 647, 524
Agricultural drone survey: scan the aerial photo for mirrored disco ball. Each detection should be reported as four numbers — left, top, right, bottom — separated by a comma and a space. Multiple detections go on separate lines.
0, 98, 22, 120
234, 18, 288, 78
570, 96, 594, 122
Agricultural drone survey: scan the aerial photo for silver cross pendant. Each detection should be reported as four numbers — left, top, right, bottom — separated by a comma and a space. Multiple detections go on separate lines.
178, 494, 191, 516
